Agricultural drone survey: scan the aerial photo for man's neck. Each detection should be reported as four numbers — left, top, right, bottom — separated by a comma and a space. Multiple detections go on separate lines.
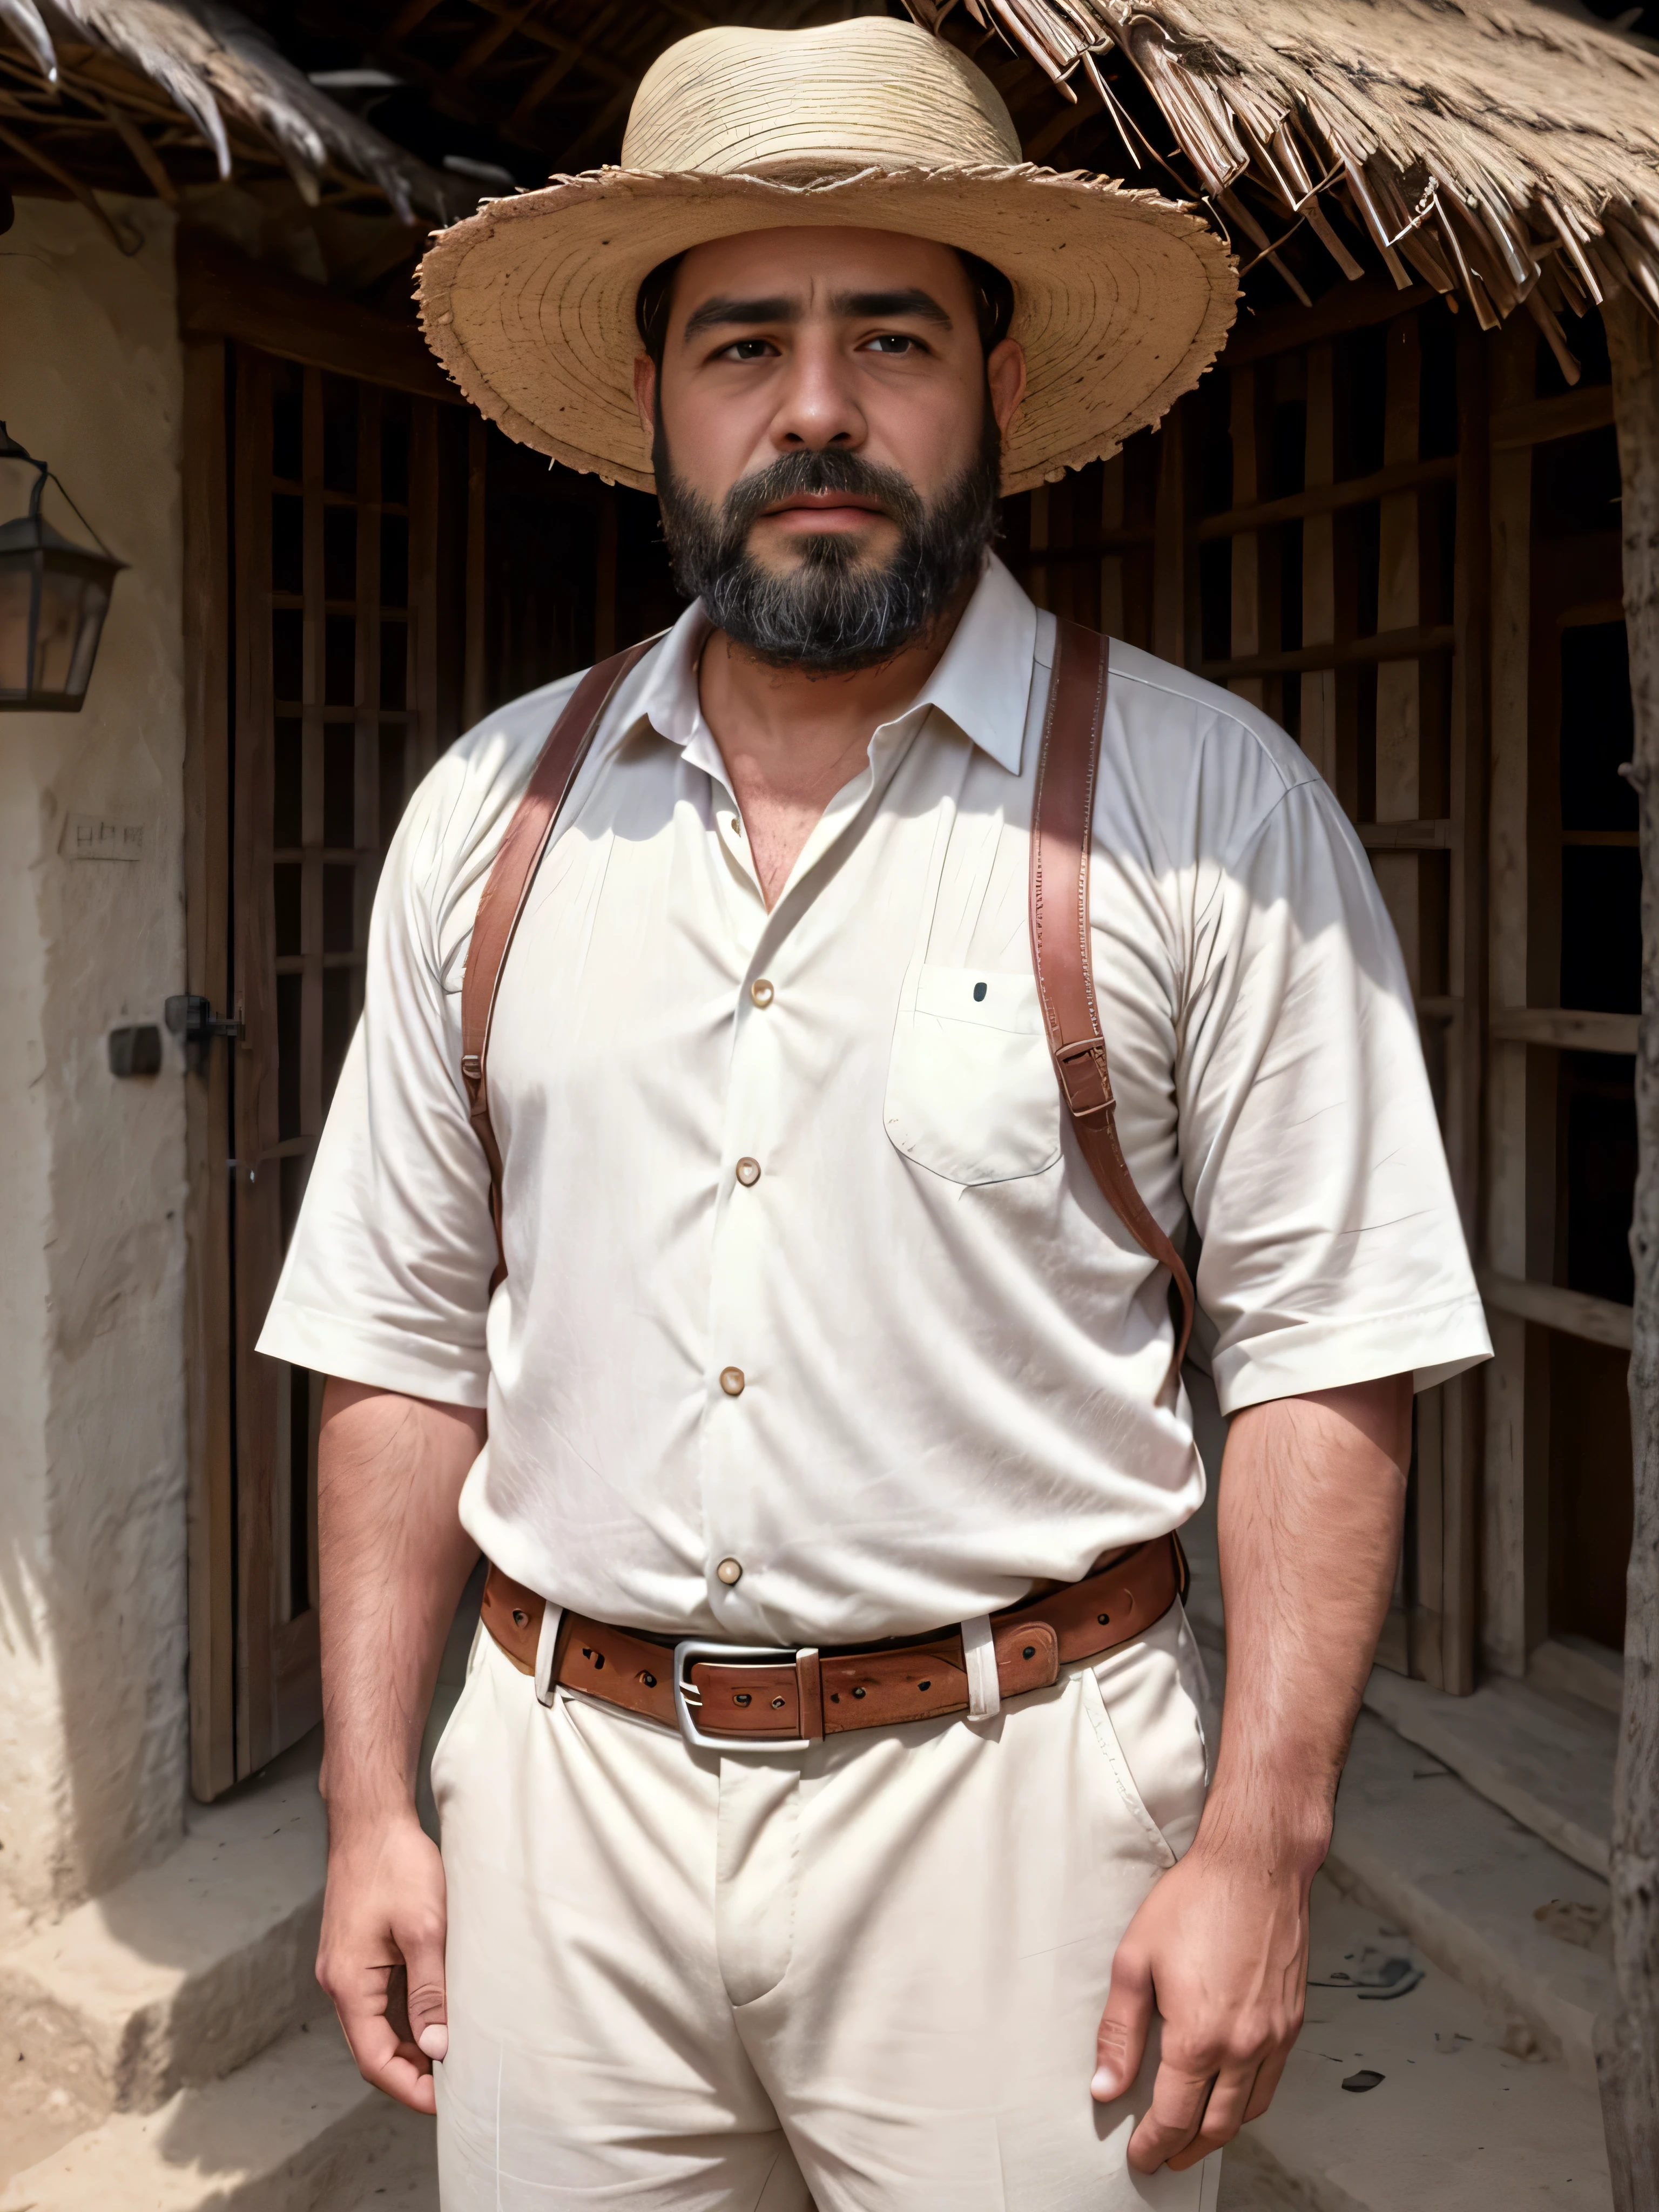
698, 590, 970, 909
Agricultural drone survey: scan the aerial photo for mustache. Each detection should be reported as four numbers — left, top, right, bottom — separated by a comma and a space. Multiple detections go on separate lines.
719, 447, 923, 541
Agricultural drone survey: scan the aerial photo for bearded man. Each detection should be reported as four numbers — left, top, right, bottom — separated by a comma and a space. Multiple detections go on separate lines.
259, 19, 1491, 2210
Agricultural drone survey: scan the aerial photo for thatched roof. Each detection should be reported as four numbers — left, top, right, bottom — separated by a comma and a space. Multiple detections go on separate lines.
0, 0, 468, 224
911, 0, 1659, 362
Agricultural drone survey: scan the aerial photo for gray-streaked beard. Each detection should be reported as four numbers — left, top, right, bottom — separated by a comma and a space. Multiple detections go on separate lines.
653, 410, 1002, 674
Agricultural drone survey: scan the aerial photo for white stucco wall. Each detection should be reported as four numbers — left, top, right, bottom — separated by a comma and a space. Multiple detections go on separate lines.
0, 194, 188, 1933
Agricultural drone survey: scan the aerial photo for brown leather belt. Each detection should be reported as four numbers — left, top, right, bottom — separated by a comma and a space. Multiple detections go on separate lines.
479, 1535, 1184, 1749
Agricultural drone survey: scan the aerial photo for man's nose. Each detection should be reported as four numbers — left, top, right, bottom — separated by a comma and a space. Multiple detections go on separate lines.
768, 332, 865, 453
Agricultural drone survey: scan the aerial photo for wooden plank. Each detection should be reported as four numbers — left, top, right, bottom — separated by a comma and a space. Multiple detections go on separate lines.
409, 400, 442, 783
1198, 624, 1455, 682
1221, 280, 1434, 367
1482, 314, 1541, 1683
1228, 363, 1264, 712
1152, 402, 1186, 666
1300, 342, 1339, 789
1491, 1007, 1639, 1054
1479, 1270, 1634, 1352
177, 238, 457, 406
1489, 383, 1615, 454
354, 382, 383, 956
1191, 454, 1458, 543
300, 369, 325, 1148
1098, 454, 1125, 641
1358, 817, 1452, 849
231, 347, 282, 1777
463, 413, 487, 730
1439, 315, 1492, 1698
181, 340, 237, 1803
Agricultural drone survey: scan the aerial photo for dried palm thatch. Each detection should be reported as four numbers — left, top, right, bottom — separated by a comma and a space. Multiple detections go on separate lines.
0, 0, 464, 222
908, 0, 1659, 368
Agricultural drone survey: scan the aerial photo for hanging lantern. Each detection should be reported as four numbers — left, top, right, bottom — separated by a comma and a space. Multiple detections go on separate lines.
0, 423, 126, 713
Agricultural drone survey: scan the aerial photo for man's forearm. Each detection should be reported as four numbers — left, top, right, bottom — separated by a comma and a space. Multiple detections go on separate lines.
1202, 1375, 1411, 1870
318, 1379, 485, 1827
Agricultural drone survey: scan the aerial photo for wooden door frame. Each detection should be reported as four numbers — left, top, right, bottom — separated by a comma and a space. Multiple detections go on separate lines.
180, 241, 478, 1796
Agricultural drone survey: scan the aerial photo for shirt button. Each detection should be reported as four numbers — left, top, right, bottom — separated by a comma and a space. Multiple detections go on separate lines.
716, 1557, 744, 1586
734, 1157, 761, 1187
750, 978, 774, 1008
719, 1365, 746, 1396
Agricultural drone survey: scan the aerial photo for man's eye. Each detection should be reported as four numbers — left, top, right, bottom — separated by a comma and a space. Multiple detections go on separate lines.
718, 339, 777, 361
862, 333, 921, 355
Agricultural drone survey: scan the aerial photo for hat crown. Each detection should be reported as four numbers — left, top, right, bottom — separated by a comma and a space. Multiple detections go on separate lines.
621, 18, 1022, 179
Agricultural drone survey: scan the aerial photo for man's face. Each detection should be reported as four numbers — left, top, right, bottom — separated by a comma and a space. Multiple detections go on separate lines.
633, 226, 1026, 670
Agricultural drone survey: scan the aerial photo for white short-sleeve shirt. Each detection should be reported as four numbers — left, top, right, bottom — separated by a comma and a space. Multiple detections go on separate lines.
259, 555, 1490, 1645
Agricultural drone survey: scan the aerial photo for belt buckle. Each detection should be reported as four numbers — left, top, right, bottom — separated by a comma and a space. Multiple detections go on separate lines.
672, 1639, 812, 1753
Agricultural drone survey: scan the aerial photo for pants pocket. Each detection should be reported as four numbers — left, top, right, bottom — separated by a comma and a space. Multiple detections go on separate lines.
1078, 1608, 1210, 1863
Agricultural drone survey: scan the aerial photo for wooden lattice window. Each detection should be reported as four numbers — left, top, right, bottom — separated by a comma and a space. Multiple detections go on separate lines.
1005, 287, 1488, 1692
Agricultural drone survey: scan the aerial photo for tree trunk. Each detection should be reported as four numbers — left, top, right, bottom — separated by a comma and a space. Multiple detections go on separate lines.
1602, 287, 1659, 2212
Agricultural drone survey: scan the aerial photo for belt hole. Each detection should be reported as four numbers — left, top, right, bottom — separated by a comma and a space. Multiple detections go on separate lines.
1022, 1644, 1036, 1660
918, 1680, 931, 1691
852, 1686, 866, 1699
593, 1652, 604, 1669
734, 1692, 752, 1707
511, 1608, 528, 1627
1097, 1613, 1110, 1625
639, 1671, 657, 1689
771, 1697, 786, 1709
830, 1692, 841, 1703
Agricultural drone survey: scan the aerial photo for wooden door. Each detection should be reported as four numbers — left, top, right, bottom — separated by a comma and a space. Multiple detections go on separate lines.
185, 341, 461, 1792
183, 317, 655, 1796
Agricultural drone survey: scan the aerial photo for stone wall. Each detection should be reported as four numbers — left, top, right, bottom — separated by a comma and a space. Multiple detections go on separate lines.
0, 193, 188, 1932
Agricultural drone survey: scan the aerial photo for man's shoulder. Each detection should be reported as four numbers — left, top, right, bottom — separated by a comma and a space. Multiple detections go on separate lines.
1103, 636, 1317, 802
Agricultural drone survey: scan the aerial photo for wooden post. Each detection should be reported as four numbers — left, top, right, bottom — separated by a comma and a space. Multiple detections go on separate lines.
1601, 285, 1659, 2211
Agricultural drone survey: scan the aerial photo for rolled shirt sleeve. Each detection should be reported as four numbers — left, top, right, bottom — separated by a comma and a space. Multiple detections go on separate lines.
1172, 770, 1489, 1412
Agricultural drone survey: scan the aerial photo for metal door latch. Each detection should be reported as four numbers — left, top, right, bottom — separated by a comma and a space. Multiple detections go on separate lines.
164, 994, 243, 1046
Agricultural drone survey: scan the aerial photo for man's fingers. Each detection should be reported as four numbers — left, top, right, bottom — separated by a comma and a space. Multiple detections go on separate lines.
1091, 1947, 1154, 2102
1166, 2062, 1260, 2170
329, 1975, 440, 2116
1243, 2041, 1291, 2124
397, 1909, 451, 2063
1125, 2055, 1216, 2173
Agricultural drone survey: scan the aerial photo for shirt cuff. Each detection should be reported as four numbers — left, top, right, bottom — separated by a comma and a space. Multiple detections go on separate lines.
1211, 1293, 1493, 1416
256, 1299, 490, 1408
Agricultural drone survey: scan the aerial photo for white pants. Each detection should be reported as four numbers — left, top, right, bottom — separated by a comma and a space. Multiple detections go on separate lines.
431, 1602, 1222, 2211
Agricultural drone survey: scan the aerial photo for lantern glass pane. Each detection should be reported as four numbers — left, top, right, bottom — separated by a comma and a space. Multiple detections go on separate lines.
33, 567, 91, 698
0, 558, 35, 696
65, 579, 111, 699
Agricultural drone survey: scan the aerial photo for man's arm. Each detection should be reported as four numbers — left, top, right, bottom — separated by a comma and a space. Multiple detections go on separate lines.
1090, 1372, 1411, 2171
314, 1378, 485, 2115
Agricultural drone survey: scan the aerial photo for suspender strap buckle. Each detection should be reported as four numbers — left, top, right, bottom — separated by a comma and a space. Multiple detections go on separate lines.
1053, 1035, 1115, 1122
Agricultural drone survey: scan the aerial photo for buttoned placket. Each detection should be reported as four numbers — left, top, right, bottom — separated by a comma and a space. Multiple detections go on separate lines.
691, 704, 936, 1631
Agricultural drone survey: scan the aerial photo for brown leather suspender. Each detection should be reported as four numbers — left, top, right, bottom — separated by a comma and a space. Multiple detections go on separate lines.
460, 641, 652, 1284
1029, 619, 1197, 1393
460, 619, 1195, 1390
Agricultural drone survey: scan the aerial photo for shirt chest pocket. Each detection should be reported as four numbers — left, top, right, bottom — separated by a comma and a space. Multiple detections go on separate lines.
884, 963, 1063, 1186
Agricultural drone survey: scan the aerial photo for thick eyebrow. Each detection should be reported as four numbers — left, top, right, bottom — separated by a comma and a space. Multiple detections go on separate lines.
678, 286, 955, 345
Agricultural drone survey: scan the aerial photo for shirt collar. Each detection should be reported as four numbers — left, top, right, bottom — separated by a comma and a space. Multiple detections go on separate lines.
628, 551, 1038, 781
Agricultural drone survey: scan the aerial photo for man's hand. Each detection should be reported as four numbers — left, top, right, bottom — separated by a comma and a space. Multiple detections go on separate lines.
318, 1810, 451, 2115
1091, 1834, 1314, 2170
1089, 1373, 1411, 2168
315, 1380, 485, 2110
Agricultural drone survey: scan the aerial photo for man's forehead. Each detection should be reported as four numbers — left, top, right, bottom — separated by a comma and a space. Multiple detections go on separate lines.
675, 226, 966, 306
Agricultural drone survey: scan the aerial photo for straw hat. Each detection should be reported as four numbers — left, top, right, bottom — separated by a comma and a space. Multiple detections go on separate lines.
417, 17, 1237, 496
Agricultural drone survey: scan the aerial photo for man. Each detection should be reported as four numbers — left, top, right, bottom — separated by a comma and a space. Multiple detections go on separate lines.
260, 18, 1491, 2209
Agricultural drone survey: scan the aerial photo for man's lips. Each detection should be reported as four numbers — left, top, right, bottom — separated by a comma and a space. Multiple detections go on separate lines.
759, 491, 889, 527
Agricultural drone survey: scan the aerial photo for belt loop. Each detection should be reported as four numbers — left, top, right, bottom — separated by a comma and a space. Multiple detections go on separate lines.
535, 1603, 564, 1708
962, 1615, 1000, 1721
795, 1648, 823, 1739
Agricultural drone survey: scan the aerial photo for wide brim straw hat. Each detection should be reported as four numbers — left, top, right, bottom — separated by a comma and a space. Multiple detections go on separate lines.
417, 17, 1238, 496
